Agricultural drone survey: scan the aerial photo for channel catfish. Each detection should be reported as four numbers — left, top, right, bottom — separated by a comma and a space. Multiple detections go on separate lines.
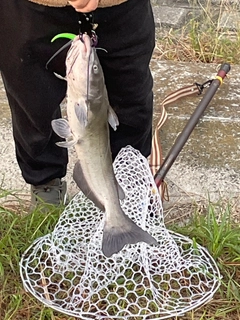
52, 34, 158, 257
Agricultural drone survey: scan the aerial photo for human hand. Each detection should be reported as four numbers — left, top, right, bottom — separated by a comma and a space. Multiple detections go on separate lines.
68, 0, 99, 12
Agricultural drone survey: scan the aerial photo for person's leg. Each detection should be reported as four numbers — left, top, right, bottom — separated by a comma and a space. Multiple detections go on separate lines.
0, 1, 79, 204
95, 0, 155, 159
0, 0, 154, 203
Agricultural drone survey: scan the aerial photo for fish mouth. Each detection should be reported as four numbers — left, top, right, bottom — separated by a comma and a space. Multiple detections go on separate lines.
80, 34, 92, 55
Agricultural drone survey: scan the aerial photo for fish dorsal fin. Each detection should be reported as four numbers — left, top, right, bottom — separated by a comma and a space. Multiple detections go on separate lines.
60, 97, 67, 109
73, 160, 105, 212
108, 106, 119, 131
51, 119, 72, 138
74, 102, 88, 127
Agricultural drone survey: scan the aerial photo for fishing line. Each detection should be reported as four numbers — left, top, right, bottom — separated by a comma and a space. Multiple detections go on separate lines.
45, 34, 76, 70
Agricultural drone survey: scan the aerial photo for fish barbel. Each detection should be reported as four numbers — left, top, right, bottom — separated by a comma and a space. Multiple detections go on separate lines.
52, 34, 158, 257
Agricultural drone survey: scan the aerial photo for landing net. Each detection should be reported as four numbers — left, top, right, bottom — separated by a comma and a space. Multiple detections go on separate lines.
20, 146, 221, 319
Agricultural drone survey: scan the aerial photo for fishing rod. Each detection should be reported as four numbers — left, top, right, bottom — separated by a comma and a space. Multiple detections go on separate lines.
154, 63, 231, 188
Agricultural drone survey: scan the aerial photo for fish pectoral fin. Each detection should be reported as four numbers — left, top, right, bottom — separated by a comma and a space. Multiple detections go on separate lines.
73, 160, 105, 212
108, 106, 119, 131
74, 102, 88, 127
56, 139, 77, 148
102, 214, 158, 257
52, 119, 72, 139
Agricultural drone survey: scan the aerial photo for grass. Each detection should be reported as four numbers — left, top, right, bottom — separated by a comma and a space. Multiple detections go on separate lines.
0, 189, 69, 320
154, 0, 240, 64
1, 3, 240, 319
0, 188, 239, 319
166, 198, 240, 319
152, 4, 240, 317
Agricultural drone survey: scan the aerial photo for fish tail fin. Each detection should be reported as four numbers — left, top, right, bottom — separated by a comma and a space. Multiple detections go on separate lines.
102, 214, 158, 257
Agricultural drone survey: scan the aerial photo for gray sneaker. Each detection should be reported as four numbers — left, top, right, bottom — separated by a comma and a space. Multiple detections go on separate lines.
31, 178, 68, 207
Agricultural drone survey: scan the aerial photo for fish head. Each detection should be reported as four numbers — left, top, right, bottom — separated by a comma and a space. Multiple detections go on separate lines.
66, 34, 106, 105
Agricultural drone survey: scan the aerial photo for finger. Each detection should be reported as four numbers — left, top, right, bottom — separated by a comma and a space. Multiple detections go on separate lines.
68, 0, 98, 12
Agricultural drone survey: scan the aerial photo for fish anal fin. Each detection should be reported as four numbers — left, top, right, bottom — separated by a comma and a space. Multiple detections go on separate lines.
102, 214, 158, 257
73, 160, 105, 212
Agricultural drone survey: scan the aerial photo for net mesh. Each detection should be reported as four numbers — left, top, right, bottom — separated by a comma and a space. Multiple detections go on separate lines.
20, 146, 221, 319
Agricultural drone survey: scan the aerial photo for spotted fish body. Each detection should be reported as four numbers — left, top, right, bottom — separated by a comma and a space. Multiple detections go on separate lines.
52, 34, 158, 257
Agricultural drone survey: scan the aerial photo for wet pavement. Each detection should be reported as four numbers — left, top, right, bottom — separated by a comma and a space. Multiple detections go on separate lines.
152, 61, 239, 170
153, 0, 240, 31
151, 60, 239, 205
0, 60, 239, 205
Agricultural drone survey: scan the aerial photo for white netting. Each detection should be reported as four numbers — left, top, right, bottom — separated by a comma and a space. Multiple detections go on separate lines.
20, 146, 221, 319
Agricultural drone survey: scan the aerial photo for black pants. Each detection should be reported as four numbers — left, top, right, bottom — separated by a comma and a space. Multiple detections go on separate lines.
0, 0, 155, 185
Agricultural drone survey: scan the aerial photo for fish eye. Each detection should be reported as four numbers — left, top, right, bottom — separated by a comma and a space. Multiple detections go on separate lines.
93, 64, 99, 73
